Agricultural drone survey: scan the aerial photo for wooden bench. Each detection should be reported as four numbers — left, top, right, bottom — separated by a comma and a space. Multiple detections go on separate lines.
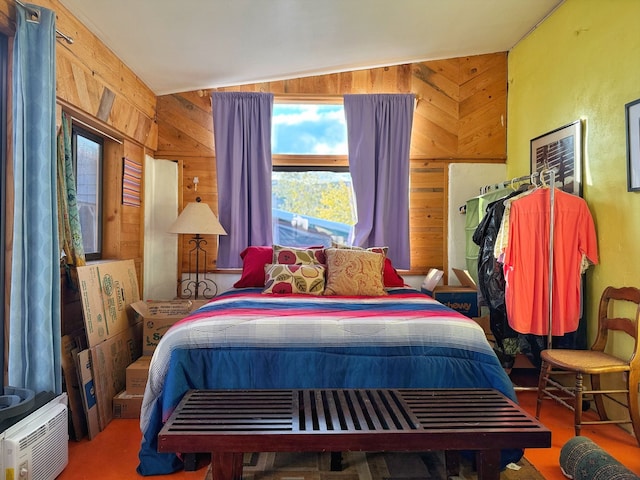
158, 388, 551, 480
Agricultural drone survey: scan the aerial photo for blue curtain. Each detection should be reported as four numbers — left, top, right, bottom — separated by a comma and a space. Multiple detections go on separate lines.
212, 92, 273, 268
344, 94, 414, 270
10, 4, 61, 394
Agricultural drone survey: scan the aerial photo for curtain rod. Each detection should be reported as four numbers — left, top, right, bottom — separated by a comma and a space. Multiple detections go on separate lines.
268, 93, 420, 104
15, 0, 74, 44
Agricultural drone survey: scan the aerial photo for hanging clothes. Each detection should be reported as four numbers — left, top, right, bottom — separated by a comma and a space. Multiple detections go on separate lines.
494, 187, 537, 263
503, 188, 598, 336
472, 188, 525, 357
465, 187, 511, 284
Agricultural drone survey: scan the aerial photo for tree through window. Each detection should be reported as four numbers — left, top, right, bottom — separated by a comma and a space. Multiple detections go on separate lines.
271, 101, 355, 247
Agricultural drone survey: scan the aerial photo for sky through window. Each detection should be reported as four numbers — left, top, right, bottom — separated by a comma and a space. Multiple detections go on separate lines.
272, 104, 347, 155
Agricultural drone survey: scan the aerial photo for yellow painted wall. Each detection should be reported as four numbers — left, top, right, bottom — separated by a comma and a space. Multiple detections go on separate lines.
507, 0, 640, 351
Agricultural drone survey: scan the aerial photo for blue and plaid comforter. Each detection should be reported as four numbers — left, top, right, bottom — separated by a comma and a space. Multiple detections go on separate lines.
137, 288, 519, 475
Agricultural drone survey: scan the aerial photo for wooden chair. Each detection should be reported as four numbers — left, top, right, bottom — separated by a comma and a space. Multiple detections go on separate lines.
536, 286, 640, 446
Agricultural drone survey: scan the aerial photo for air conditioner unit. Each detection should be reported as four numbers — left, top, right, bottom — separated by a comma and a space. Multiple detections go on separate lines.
2, 393, 68, 480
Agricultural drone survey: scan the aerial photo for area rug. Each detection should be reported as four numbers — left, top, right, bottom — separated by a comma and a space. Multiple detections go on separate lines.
204, 451, 544, 480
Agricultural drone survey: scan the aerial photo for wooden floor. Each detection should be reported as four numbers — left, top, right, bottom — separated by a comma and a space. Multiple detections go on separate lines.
58, 370, 640, 480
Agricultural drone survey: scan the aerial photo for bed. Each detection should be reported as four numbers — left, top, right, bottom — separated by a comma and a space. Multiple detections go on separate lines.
136, 290, 521, 474
136, 245, 522, 475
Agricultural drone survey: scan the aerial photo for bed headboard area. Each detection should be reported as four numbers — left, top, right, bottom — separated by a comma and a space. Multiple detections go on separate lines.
233, 244, 405, 295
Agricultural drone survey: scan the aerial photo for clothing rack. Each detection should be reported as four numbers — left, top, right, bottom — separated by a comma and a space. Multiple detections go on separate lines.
478, 168, 557, 348
15, 0, 74, 44
478, 169, 557, 392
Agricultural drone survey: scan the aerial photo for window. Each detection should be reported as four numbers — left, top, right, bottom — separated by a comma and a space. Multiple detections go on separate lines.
271, 101, 355, 247
72, 126, 103, 259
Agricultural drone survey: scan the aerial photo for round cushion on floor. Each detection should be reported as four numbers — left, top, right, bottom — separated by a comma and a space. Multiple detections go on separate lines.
559, 436, 639, 480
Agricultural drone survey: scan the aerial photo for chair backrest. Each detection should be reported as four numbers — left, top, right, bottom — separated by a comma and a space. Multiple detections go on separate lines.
592, 286, 640, 366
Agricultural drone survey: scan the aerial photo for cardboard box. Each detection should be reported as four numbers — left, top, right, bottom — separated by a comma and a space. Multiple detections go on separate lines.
90, 324, 142, 430
451, 268, 477, 289
112, 390, 144, 419
77, 259, 141, 347
433, 286, 479, 317
126, 355, 152, 395
423, 268, 478, 317
61, 266, 86, 335
131, 300, 206, 355
62, 333, 88, 441
75, 349, 100, 439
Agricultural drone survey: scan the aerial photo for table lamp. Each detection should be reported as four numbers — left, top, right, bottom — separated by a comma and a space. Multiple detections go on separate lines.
168, 197, 227, 299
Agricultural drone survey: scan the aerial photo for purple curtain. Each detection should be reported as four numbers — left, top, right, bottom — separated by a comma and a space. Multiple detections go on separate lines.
344, 94, 414, 269
212, 92, 273, 268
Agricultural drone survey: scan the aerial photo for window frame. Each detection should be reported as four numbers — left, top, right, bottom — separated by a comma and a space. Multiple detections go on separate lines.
71, 124, 104, 261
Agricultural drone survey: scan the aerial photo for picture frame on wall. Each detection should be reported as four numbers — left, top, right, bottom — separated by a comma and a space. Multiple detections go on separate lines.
530, 120, 582, 197
625, 98, 640, 192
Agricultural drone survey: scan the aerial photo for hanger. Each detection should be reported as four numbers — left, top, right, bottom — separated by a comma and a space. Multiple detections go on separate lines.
540, 169, 550, 187
530, 172, 539, 187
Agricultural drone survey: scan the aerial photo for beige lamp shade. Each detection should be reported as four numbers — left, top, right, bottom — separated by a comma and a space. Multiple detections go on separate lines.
168, 201, 227, 235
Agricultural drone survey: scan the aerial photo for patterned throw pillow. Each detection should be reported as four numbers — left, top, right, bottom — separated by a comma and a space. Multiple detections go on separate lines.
323, 248, 386, 296
272, 245, 326, 265
263, 264, 326, 295
330, 243, 403, 287
331, 242, 389, 257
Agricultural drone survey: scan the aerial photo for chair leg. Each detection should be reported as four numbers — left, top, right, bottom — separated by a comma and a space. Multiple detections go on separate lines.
536, 361, 551, 419
591, 374, 608, 421
627, 369, 640, 446
575, 373, 584, 437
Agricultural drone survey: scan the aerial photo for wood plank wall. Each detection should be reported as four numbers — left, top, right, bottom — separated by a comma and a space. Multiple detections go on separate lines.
0, 0, 507, 283
49, 0, 157, 285
156, 54, 507, 278
0, 0, 158, 290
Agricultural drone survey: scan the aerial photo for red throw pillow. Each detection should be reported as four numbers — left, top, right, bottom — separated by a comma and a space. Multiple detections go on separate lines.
383, 257, 405, 287
233, 246, 273, 288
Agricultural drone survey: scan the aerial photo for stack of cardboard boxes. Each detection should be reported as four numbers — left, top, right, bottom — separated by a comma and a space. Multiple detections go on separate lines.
63, 259, 205, 440
70, 259, 142, 438
113, 300, 204, 419
112, 355, 150, 419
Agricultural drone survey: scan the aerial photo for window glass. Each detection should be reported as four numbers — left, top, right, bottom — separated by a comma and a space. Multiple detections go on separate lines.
272, 104, 347, 155
272, 102, 354, 247
272, 170, 355, 247
72, 127, 103, 258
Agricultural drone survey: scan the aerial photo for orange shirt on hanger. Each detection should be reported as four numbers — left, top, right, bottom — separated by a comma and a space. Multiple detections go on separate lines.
503, 188, 598, 336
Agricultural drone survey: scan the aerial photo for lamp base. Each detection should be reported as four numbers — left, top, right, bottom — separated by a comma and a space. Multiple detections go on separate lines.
178, 273, 219, 300
177, 232, 219, 300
